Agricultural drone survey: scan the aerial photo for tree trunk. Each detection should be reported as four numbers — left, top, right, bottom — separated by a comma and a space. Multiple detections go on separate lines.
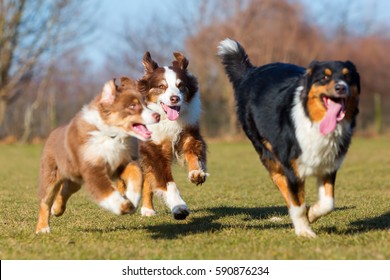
0, 97, 7, 128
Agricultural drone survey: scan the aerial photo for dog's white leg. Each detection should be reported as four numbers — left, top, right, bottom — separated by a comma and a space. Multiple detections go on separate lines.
164, 182, 189, 220
125, 182, 141, 214
99, 191, 132, 215
308, 177, 335, 223
289, 203, 316, 238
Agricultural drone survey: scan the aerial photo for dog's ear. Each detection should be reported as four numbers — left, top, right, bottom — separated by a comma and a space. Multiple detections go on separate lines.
142, 52, 159, 74
173, 52, 189, 70
344, 60, 360, 93
120, 76, 136, 89
303, 60, 319, 94
100, 79, 118, 105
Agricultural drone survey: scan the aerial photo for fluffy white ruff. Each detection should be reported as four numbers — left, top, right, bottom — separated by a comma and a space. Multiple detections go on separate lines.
99, 191, 129, 215
81, 107, 132, 171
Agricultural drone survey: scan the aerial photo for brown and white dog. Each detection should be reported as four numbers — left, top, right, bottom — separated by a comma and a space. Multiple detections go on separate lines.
35, 77, 160, 234
136, 52, 208, 220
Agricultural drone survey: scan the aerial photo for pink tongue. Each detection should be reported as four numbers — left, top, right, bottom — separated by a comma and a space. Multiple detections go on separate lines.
133, 124, 152, 139
319, 99, 343, 135
161, 103, 180, 121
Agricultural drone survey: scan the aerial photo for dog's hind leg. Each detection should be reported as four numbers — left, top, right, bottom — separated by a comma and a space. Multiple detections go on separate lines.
120, 162, 143, 214
141, 173, 157, 217
51, 180, 81, 217
308, 173, 336, 223
269, 164, 316, 238
35, 162, 62, 234
83, 168, 133, 215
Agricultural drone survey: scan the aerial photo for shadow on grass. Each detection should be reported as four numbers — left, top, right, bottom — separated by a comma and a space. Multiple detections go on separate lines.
144, 206, 289, 240
322, 211, 390, 235
80, 224, 139, 233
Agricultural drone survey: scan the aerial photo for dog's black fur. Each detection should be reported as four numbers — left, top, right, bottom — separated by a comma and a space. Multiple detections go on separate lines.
218, 39, 360, 237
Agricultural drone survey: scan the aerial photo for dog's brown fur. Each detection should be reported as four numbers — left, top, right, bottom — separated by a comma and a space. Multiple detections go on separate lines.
35, 77, 159, 234
135, 52, 208, 220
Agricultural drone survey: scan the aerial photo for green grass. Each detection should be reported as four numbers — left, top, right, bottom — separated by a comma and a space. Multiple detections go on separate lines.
0, 138, 389, 259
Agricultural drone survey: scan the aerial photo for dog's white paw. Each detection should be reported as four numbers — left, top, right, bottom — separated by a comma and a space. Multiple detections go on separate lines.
172, 204, 190, 220
295, 227, 317, 238
188, 169, 209, 185
99, 191, 134, 215
141, 207, 156, 217
35, 226, 51, 234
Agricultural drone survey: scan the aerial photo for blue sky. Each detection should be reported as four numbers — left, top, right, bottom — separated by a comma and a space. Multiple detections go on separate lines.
86, 0, 390, 68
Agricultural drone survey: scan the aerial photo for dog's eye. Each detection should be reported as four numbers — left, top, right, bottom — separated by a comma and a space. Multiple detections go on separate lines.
129, 104, 136, 110
321, 75, 330, 83
158, 85, 166, 90
177, 83, 186, 91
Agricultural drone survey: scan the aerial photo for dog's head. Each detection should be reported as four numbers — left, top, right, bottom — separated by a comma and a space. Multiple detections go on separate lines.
137, 52, 199, 122
303, 60, 360, 135
96, 77, 160, 141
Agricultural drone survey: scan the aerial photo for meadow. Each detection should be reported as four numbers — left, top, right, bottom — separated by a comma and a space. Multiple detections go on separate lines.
0, 137, 389, 260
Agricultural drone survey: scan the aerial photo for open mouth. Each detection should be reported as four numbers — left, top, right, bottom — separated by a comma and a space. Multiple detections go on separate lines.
131, 123, 152, 140
319, 95, 347, 135
160, 102, 181, 121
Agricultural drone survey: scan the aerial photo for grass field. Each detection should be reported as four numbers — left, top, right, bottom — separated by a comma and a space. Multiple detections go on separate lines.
0, 137, 389, 260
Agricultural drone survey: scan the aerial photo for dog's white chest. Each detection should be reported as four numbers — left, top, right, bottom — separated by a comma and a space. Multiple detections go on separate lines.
147, 119, 183, 144
295, 125, 346, 177
83, 132, 133, 171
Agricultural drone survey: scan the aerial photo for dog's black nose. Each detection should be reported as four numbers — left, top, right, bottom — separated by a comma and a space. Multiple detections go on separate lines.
335, 83, 347, 95
170, 95, 180, 104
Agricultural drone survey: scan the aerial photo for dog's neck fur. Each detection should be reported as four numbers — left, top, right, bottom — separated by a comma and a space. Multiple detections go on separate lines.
79, 105, 139, 173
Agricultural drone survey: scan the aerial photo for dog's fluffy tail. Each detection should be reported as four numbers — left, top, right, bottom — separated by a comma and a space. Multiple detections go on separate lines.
217, 38, 253, 90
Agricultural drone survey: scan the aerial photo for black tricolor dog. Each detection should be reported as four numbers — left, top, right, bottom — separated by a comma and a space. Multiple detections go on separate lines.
218, 38, 360, 237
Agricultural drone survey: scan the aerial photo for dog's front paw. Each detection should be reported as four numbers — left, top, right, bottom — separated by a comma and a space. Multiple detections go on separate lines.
188, 170, 209, 185
141, 207, 156, 217
35, 226, 51, 234
51, 201, 66, 217
120, 200, 136, 214
172, 205, 190, 220
99, 192, 135, 215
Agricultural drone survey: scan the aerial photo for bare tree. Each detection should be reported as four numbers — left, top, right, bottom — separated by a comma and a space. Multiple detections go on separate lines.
0, 0, 96, 130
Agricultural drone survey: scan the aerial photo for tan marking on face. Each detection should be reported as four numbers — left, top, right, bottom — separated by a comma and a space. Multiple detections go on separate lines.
307, 80, 336, 122
342, 68, 349, 75
146, 89, 161, 103
324, 68, 332, 76
307, 85, 327, 122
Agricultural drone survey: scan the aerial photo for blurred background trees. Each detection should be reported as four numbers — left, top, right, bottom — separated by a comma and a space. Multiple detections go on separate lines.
1, 0, 389, 142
